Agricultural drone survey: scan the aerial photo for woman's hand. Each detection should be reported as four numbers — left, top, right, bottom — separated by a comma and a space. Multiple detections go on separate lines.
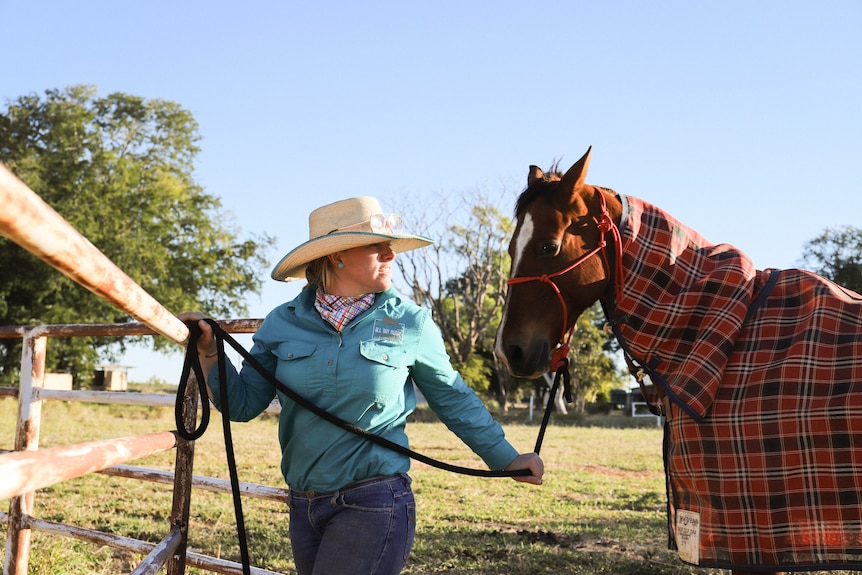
177, 312, 218, 391
505, 452, 544, 485
177, 312, 217, 357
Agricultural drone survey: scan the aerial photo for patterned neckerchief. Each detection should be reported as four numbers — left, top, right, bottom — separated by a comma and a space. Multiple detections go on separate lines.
314, 288, 375, 332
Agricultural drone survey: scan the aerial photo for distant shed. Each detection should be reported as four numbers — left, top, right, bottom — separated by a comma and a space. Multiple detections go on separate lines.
93, 365, 128, 391
43, 373, 73, 391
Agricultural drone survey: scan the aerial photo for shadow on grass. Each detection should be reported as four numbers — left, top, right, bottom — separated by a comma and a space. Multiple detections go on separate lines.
404, 520, 724, 575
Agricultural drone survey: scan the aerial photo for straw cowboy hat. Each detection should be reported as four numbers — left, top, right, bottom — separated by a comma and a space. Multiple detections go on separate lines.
271, 196, 434, 281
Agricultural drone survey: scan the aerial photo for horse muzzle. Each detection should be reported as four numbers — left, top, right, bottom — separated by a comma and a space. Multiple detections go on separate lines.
494, 335, 550, 379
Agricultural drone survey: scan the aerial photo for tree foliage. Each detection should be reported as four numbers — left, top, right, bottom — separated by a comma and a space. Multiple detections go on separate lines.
801, 225, 862, 294
567, 303, 626, 409
412, 202, 511, 366
393, 189, 512, 400
0, 85, 275, 384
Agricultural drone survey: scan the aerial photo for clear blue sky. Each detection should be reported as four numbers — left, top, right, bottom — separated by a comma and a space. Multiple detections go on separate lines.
5, 1, 861, 383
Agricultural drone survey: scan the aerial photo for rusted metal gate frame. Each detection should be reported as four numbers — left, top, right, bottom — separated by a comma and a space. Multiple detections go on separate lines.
0, 162, 285, 573
0, 321, 283, 575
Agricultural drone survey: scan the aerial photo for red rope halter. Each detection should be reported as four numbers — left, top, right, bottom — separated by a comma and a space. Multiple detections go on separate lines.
506, 189, 624, 371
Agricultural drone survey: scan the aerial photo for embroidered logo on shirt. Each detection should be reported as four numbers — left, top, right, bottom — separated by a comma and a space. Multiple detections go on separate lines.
372, 317, 405, 343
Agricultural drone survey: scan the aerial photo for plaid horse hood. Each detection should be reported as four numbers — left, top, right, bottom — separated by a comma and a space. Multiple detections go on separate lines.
612, 195, 759, 420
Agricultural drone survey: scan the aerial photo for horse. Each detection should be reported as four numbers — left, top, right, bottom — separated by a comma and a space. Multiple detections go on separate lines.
494, 147, 862, 575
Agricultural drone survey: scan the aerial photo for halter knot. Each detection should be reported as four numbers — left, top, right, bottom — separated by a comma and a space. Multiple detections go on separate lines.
551, 343, 570, 372
597, 212, 614, 234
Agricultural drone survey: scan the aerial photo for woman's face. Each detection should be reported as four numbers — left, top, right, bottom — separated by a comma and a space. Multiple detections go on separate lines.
328, 242, 396, 296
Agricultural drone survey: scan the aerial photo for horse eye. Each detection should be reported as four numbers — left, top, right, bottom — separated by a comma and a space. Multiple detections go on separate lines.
540, 242, 558, 256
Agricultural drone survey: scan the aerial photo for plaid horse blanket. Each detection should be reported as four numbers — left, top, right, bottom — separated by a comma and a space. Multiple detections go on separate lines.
609, 195, 862, 570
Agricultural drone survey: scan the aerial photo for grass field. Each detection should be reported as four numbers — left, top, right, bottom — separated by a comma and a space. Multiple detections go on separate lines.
0, 394, 853, 574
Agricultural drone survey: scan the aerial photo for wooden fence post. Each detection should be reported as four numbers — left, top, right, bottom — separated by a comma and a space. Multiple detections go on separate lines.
167, 367, 201, 575
4, 331, 46, 575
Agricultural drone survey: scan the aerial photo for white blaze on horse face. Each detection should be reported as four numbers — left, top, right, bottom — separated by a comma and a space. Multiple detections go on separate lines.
510, 213, 534, 277
497, 212, 536, 357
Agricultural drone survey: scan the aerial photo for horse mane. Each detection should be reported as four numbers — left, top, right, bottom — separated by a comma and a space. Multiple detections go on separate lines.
514, 160, 563, 218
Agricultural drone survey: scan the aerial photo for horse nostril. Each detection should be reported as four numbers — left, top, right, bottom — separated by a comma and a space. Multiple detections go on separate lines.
505, 344, 525, 365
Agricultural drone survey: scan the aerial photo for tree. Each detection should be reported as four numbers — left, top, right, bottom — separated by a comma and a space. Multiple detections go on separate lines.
0, 85, 275, 385
392, 188, 624, 412
565, 303, 626, 413
393, 188, 514, 403
801, 225, 862, 294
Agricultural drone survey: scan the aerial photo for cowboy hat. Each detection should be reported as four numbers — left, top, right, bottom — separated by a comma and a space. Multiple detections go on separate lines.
271, 196, 434, 282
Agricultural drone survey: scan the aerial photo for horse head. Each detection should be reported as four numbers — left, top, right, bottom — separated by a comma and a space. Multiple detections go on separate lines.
494, 147, 622, 378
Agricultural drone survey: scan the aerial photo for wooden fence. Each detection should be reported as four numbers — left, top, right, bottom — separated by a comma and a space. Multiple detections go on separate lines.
0, 162, 285, 574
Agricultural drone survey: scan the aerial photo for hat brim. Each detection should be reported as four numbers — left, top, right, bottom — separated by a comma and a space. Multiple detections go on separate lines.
271, 231, 434, 282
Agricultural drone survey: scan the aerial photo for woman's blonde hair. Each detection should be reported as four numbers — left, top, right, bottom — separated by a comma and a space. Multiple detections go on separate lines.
304, 256, 334, 293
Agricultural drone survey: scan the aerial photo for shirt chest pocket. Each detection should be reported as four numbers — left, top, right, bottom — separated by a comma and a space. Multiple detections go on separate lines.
271, 342, 323, 396
272, 341, 316, 362
357, 340, 412, 402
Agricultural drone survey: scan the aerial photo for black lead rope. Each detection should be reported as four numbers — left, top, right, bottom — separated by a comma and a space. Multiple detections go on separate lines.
176, 322, 251, 574
533, 359, 572, 454
174, 319, 569, 572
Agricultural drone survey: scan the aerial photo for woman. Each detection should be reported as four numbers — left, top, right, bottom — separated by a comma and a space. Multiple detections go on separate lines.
182, 196, 543, 575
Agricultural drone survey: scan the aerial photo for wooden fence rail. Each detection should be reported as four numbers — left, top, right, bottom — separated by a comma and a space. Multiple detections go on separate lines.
0, 431, 179, 501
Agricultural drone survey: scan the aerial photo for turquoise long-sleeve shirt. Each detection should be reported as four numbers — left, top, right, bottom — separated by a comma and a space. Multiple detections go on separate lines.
207, 285, 519, 492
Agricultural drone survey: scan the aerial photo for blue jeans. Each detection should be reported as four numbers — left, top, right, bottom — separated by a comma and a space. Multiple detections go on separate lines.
288, 473, 416, 575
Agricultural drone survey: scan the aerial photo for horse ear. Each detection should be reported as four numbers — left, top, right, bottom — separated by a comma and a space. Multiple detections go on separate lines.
558, 146, 593, 195
528, 165, 544, 186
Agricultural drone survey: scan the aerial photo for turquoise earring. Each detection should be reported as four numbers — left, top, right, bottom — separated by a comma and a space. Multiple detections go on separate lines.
337, 262, 344, 269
